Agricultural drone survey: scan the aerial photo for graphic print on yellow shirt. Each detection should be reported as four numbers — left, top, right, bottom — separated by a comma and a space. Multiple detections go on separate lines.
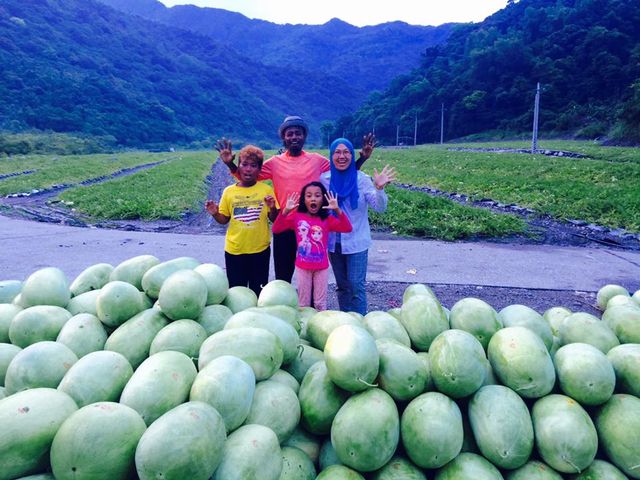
219, 182, 274, 255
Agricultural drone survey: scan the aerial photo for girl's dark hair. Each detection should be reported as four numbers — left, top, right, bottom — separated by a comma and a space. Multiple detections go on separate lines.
298, 181, 329, 219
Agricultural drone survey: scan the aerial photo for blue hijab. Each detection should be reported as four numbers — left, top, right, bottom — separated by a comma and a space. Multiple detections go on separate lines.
329, 138, 359, 210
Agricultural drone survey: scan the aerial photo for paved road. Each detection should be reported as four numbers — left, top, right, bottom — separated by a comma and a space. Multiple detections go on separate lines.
2, 215, 639, 293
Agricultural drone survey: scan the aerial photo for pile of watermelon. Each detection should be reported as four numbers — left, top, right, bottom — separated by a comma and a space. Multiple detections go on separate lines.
0, 255, 639, 480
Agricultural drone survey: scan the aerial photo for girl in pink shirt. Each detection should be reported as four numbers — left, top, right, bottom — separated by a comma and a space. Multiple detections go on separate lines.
272, 181, 352, 310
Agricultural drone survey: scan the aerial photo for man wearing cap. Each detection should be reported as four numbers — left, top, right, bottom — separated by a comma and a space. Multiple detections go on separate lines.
218, 115, 375, 283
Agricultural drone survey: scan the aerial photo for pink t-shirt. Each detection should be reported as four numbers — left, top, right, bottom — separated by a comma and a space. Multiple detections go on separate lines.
258, 151, 330, 208
272, 211, 352, 270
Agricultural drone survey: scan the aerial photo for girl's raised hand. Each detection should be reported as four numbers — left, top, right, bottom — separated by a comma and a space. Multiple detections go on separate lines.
323, 191, 340, 211
373, 164, 397, 190
283, 192, 299, 214
205, 199, 219, 216
214, 138, 235, 165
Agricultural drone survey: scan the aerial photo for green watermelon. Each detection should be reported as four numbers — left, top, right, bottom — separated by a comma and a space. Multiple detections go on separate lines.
4, 341, 77, 395
198, 327, 283, 381
400, 293, 448, 351
96, 280, 145, 327
243, 379, 300, 443
553, 342, 615, 405
449, 297, 502, 350
50, 402, 146, 480
194, 263, 229, 305
57, 350, 133, 407
212, 424, 283, 480
468, 385, 533, 469
532, 394, 598, 473
104, 308, 169, 369
363, 311, 411, 347
9, 305, 72, 348
429, 329, 487, 398
488, 326, 555, 398
149, 319, 207, 359
434, 452, 503, 480
324, 324, 379, 392
109, 255, 159, 290
55, 313, 108, 358
401, 391, 463, 469
607, 343, 640, 396
120, 350, 197, 425
331, 388, 399, 472
157, 269, 208, 320
258, 279, 298, 308
20, 267, 70, 308
135, 401, 226, 480
0, 388, 78, 480
189, 355, 255, 433
69, 263, 114, 296
595, 394, 640, 479
498, 304, 553, 351
298, 361, 349, 434
376, 338, 426, 401
195, 304, 233, 335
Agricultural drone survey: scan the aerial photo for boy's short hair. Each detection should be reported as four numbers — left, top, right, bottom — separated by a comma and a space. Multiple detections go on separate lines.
238, 145, 264, 167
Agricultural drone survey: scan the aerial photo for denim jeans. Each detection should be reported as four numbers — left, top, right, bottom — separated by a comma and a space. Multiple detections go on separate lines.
329, 245, 369, 315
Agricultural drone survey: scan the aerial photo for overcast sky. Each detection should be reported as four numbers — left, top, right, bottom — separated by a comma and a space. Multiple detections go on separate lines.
158, 0, 510, 27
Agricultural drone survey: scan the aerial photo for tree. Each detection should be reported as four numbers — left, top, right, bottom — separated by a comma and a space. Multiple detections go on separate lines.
320, 121, 335, 147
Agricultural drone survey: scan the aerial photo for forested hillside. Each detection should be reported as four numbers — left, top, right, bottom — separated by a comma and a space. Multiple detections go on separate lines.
0, 0, 368, 146
98, 0, 454, 95
337, 0, 640, 144
0, 0, 451, 148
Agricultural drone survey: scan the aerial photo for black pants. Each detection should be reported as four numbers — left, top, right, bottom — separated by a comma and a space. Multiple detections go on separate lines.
273, 230, 297, 283
224, 247, 270, 297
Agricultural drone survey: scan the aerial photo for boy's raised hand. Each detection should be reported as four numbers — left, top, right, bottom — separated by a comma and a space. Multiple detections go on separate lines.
373, 164, 397, 190
215, 138, 235, 165
324, 191, 340, 211
264, 195, 276, 209
205, 199, 219, 216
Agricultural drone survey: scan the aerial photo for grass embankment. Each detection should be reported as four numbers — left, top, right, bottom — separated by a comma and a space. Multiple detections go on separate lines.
0, 152, 172, 196
364, 142, 640, 235
59, 151, 213, 220
3, 141, 637, 240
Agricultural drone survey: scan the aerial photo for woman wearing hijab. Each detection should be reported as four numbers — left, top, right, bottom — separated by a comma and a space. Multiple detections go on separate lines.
320, 137, 396, 315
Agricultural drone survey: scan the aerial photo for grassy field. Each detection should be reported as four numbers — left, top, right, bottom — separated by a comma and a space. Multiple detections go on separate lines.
59, 152, 212, 220
363, 143, 640, 233
2, 141, 638, 239
0, 152, 173, 196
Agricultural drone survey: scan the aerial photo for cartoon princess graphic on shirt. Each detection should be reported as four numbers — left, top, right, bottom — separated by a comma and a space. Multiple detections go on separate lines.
310, 224, 324, 256
296, 220, 312, 255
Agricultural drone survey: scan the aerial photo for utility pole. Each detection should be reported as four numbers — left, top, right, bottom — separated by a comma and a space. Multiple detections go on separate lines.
531, 82, 540, 154
396, 125, 400, 146
440, 103, 445, 144
414, 113, 418, 146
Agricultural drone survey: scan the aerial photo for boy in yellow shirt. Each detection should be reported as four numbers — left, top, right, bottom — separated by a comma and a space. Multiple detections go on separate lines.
206, 145, 277, 296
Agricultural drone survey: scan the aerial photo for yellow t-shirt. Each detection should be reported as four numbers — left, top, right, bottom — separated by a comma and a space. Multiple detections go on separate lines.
219, 182, 275, 255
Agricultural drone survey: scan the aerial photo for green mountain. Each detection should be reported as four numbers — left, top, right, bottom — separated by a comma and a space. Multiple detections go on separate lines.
0, 0, 451, 148
97, 0, 453, 95
339, 0, 640, 144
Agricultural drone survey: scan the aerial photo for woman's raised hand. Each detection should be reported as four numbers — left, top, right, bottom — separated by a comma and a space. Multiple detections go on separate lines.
324, 191, 340, 211
373, 164, 397, 190
215, 138, 235, 165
